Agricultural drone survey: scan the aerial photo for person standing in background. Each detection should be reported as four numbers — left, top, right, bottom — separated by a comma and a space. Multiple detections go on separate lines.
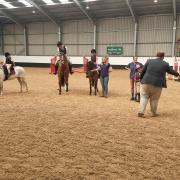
126, 56, 143, 101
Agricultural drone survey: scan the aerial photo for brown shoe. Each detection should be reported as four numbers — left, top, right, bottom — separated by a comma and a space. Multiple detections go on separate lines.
151, 113, 160, 117
138, 112, 144, 118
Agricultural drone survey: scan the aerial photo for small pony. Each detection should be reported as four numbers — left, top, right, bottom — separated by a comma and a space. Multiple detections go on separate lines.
0, 59, 28, 96
57, 54, 69, 95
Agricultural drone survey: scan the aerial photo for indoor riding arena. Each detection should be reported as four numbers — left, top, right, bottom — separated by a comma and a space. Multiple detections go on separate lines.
0, 0, 180, 180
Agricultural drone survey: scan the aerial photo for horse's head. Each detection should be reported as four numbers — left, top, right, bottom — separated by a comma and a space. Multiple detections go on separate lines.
59, 54, 68, 64
0, 59, 4, 68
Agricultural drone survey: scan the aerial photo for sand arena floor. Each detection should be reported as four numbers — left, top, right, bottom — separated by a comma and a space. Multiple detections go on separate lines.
0, 68, 180, 180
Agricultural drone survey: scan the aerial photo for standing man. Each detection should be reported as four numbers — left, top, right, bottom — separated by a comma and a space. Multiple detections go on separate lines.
138, 52, 180, 117
126, 56, 143, 100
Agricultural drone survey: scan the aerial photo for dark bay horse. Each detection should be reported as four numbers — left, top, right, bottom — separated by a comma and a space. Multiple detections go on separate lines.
87, 60, 99, 95
57, 55, 69, 95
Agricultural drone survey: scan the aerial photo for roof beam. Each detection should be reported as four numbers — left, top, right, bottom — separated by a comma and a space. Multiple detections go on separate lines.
0, 10, 24, 27
73, 0, 94, 23
125, 0, 137, 22
24, 0, 59, 25
173, 0, 176, 20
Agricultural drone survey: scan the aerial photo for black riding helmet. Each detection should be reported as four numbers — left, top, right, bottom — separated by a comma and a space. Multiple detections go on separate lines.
5, 52, 10, 57
91, 49, 96, 54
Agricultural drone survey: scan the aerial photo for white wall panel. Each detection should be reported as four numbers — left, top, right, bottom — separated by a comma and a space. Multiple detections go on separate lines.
4, 35, 15, 44
77, 20, 93, 33
28, 35, 43, 44
62, 21, 78, 33
43, 22, 58, 34
44, 34, 58, 44
27, 22, 43, 34
15, 35, 24, 45
28, 45, 43, 55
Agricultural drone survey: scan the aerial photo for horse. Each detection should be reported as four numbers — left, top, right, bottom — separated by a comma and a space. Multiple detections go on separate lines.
87, 60, 99, 95
0, 60, 28, 96
57, 55, 69, 95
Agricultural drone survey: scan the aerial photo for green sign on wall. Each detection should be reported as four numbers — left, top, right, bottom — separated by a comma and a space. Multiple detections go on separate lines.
107, 46, 123, 55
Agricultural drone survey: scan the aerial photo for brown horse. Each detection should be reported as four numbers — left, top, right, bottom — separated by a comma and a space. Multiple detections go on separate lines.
57, 55, 69, 95
87, 60, 99, 95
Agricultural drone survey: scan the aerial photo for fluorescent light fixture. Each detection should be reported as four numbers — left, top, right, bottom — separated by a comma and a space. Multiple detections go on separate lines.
0, 0, 16, 8
18, 0, 32, 7
153, 0, 158, 3
84, 0, 98, 2
59, 0, 72, 4
42, 0, 56, 5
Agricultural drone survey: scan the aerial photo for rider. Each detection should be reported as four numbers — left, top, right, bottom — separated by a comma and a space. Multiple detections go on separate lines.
54, 41, 73, 75
3, 52, 15, 80
86, 49, 98, 78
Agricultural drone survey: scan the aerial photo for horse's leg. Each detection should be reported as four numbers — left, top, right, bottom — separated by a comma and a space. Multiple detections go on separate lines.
58, 78, 61, 95
22, 77, 28, 92
17, 77, 23, 92
89, 80, 92, 95
94, 81, 97, 95
0, 80, 3, 96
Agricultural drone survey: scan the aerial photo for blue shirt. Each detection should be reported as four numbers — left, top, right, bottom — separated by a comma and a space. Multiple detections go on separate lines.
127, 62, 143, 79
100, 63, 110, 78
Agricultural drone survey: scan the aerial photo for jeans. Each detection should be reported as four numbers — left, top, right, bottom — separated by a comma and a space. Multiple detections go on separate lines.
140, 84, 162, 115
100, 76, 109, 96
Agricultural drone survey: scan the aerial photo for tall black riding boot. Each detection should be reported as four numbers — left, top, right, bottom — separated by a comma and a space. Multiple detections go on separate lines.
130, 93, 134, 101
54, 64, 58, 75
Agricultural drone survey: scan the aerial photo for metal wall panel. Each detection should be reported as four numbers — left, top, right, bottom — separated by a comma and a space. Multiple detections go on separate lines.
63, 33, 78, 44
3, 24, 14, 35
77, 20, 93, 33
44, 45, 56, 56
15, 25, 24, 34
28, 45, 43, 55
65, 45, 77, 56
43, 22, 58, 34
4, 45, 15, 54
27, 22, 43, 34
97, 17, 134, 32
78, 45, 94, 56
62, 21, 78, 33
28, 35, 43, 44
44, 34, 58, 44
155, 15, 173, 28
78, 33, 93, 44
137, 44, 154, 56
138, 30, 155, 43
176, 15, 180, 28
137, 43, 172, 56
15, 45, 25, 55
138, 16, 155, 30
155, 29, 172, 42
4, 35, 15, 44
15, 35, 24, 45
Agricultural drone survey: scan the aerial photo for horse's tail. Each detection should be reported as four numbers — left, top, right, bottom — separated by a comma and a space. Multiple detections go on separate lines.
92, 80, 94, 87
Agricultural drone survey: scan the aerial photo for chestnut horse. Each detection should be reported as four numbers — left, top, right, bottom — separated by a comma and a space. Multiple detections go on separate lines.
57, 55, 69, 95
